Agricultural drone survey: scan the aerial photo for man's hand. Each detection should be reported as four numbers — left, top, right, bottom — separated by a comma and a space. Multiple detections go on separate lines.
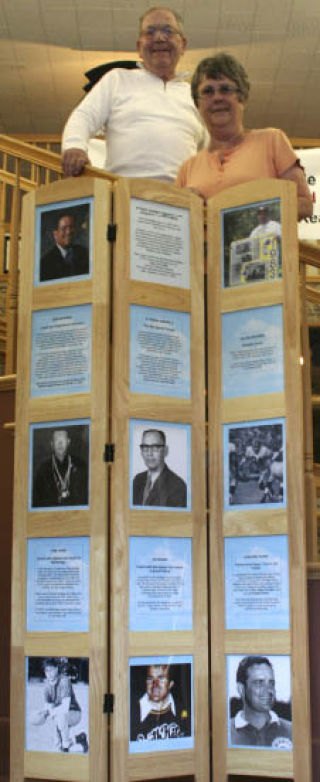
62, 148, 89, 177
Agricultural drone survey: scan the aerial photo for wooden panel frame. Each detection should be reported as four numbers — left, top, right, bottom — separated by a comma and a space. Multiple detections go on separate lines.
110, 178, 209, 782
10, 177, 112, 782
207, 179, 311, 781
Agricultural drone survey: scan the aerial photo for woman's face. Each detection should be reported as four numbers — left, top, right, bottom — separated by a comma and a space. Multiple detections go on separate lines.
196, 75, 245, 135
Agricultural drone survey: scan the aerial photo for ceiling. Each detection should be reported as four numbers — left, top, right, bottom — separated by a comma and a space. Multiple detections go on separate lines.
0, 0, 320, 139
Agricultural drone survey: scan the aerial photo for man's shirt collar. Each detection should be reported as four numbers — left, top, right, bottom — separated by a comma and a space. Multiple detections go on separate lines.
234, 709, 280, 729
139, 692, 176, 722
137, 61, 190, 82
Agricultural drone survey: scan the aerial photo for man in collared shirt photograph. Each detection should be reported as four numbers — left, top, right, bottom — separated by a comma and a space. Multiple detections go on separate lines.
130, 663, 191, 744
229, 655, 292, 750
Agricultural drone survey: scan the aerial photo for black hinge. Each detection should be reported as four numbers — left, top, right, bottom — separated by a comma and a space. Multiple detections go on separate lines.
107, 223, 117, 242
104, 443, 115, 462
103, 693, 114, 713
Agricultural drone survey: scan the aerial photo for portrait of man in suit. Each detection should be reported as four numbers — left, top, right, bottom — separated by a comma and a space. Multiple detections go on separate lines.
40, 211, 89, 282
132, 428, 187, 508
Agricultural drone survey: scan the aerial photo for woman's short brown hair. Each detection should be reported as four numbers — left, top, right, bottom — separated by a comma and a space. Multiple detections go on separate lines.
191, 53, 250, 106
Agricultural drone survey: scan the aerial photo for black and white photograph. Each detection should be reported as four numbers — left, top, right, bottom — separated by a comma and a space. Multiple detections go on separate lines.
224, 419, 286, 510
129, 655, 193, 753
222, 199, 281, 288
35, 198, 92, 284
227, 654, 292, 750
25, 656, 89, 754
130, 419, 191, 510
29, 420, 90, 510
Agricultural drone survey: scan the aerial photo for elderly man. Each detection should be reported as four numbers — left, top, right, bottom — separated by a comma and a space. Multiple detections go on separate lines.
230, 656, 292, 749
62, 7, 206, 181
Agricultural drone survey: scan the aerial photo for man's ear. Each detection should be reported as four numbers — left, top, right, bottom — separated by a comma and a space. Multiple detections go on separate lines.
180, 36, 188, 56
169, 680, 174, 691
237, 682, 245, 700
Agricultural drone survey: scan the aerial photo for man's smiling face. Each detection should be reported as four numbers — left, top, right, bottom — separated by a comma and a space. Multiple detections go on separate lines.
137, 8, 187, 82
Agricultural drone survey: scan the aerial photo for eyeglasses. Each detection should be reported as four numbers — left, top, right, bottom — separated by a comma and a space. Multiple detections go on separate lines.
198, 85, 239, 100
140, 25, 181, 38
140, 444, 165, 453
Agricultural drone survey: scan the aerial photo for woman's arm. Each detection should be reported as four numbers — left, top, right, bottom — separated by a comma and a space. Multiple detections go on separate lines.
280, 163, 313, 220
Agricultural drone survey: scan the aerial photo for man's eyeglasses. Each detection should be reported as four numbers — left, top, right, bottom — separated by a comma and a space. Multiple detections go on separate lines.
198, 85, 239, 100
141, 25, 181, 38
140, 444, 165, 453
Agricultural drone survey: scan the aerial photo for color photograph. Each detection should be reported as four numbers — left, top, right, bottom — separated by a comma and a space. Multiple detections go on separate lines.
222, 198, 281, 288
34, 197, 92, 284
129, 655, 193, 753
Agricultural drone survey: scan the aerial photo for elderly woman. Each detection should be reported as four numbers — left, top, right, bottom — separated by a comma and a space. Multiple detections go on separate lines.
176, 53, 312, 219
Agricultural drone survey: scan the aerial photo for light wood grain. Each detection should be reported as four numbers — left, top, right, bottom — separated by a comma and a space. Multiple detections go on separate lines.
110, 179, 209, 782
227, 748, 293, 776
222, 392, 286, 422
28, 394, 91, 421
129, 513, 193, 536
221, 280, 283, 312
129, 632, 193, 654
225, 631, 291, 653
24, 751, 89, 781
207, 179, 312, 782
128, 748, 194, 780
223, 509, 288, 536
11, 177, 112, 782
32, 280, 93, 310
25, 635, 90, 656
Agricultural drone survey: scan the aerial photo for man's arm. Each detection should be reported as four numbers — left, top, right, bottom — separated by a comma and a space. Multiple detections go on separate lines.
62, 71, 116, 177
280, 163, 313, 220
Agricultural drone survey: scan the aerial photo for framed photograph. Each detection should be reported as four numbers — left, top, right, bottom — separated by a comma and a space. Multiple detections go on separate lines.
129, 655, 193, 753
34, 198, 93, 285
130, 198, 190, 288
29, 419, 90, 510
26, 537, 90, 632
224, 535, 290, 630
30, 304, 92, 398
130, 305, 191, 398
129, 419, 191, 510
221, 198, 281, 289
227, 654, 292, 750
224, 418, 286, 510
129, 536, 192, 632
222, 304, 284, 399
25, 656, 89, 754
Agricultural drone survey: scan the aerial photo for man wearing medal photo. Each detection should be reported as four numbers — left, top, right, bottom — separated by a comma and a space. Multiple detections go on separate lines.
31, 424, 89, 508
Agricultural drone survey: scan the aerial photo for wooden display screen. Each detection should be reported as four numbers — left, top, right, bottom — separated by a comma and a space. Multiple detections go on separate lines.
11, 177, 112, 782
110, 178, 209, 782
207, 179, 311, 782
